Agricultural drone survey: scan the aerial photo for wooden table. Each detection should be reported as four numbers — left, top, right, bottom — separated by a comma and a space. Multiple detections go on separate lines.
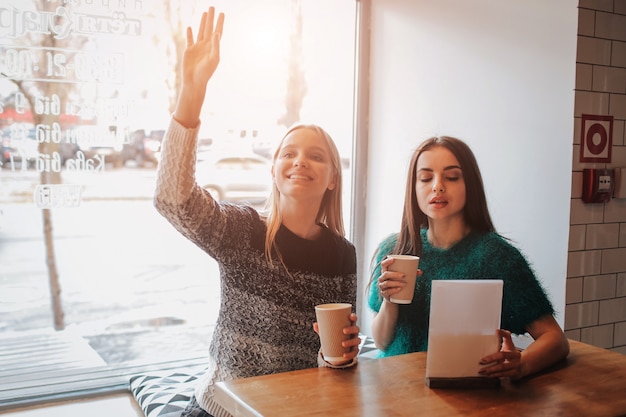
214, 340, 626, 417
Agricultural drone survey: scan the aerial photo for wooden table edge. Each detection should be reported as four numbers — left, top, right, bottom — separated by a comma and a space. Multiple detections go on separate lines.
215, 380, 263, 417
213, 339, 626, 417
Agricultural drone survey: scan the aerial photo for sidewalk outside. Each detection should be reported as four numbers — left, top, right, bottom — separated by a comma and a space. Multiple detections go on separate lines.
1, 166, 219, 366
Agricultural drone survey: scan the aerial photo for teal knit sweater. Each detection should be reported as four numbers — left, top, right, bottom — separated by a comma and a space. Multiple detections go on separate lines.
368, 230, 555, 358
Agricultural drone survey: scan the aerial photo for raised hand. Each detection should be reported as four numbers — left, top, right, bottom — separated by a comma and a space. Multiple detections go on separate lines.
174, 6, 225, 128
183, 6, 225, 88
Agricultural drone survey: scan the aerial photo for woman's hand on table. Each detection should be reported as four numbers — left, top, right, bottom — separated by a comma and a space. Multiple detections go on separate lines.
478, 329, 523, 379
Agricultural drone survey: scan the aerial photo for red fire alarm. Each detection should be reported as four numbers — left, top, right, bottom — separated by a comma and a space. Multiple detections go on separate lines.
582, 168, 615, 203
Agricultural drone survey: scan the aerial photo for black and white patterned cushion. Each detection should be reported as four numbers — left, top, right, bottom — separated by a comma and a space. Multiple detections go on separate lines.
129, 337, 379, 417
358, 335, 380, 359
129, 367, 206, 417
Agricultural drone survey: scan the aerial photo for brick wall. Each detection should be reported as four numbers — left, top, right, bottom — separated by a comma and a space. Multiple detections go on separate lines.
567, 0, 626, 353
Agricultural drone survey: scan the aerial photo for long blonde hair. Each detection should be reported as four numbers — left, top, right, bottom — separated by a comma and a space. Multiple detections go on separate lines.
263, 124, 345, 266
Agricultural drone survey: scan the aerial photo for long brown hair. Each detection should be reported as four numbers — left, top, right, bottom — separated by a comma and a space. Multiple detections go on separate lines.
395, 136, 495, 256
263, 124, 345, 266
369, 136, 496, 287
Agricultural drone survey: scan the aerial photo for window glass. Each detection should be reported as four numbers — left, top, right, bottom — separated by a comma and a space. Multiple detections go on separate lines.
0, 0, 357, 383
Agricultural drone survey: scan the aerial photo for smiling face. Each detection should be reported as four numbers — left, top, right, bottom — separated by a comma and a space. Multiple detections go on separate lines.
415, 145, 467, 224
271, 127, 337, 205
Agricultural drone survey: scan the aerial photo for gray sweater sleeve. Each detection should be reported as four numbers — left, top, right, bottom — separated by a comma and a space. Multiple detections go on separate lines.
154, 118, 202, 208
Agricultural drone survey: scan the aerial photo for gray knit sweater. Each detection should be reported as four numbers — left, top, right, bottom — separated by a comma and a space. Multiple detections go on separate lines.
154, 119, 357, 417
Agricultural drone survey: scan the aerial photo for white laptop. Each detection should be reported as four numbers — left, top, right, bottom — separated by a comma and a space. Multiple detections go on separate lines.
425, 279, 503, 387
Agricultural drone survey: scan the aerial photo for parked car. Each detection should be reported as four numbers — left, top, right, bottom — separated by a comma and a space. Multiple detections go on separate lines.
1, 126, 81, 169
68, 125, 126, 168
121, 129, 164, 167
0, 127, 38, 169
144, 129, 164, 165
195, 152, 273, 204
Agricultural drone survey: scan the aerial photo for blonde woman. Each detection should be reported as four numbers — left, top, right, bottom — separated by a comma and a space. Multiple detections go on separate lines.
154, 7, 359, 417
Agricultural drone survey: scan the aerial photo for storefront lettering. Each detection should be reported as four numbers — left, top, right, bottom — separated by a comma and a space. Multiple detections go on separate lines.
34, 184, 82, 208
0, 6, 142, 40
34, 94, 62, 116
35, 123, 63, 144
64, 152, 105, 172
0, 46, 124, 83
35, 153, 64, 173
0, 0, 152, 208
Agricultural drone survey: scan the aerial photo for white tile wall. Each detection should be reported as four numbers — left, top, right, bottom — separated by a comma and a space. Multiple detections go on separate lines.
576, 63, 593, 90
569, 224, 586, 251
572, 144, 582, 169
568, 0, 626, 353
585, 223, 620, 249
567, 277, 584, 303
581, 323, 614, 347
571, 171, 584, 199
599, 297, 626, 324
612, 144, 626, 161
612, 94, 626, 119
569, 199, 605, 224
594, 12, 626, 41
602, 248, 626, 274
574, 119, 582, 145
612, 119, 625, 145
605, 197, 626, 222
579, 0, 614, 12
577, 36, 612, 65
574, 90, 610, 115
615, 321, 626, 346
578, 8, 595, 36
608, 145, 626, 166
592, 66, 626, 93
565, 301, 599, 329
613, 41, 626, 67
618, 273, 626, 297
568, 249, 603, 277
583, 274, 617, 300
613, 345, 626, 354
565, 328, 581, 340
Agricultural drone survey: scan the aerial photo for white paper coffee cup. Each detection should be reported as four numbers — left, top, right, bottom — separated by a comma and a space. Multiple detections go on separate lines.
315, 303, 352, 363
388, 255, 419, 304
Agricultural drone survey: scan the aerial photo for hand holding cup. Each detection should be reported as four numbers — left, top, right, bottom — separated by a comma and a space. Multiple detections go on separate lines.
314, 304, 360, 365
379, 255, 420, 304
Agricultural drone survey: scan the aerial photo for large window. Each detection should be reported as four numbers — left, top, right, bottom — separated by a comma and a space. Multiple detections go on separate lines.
0, 0, 358, 406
